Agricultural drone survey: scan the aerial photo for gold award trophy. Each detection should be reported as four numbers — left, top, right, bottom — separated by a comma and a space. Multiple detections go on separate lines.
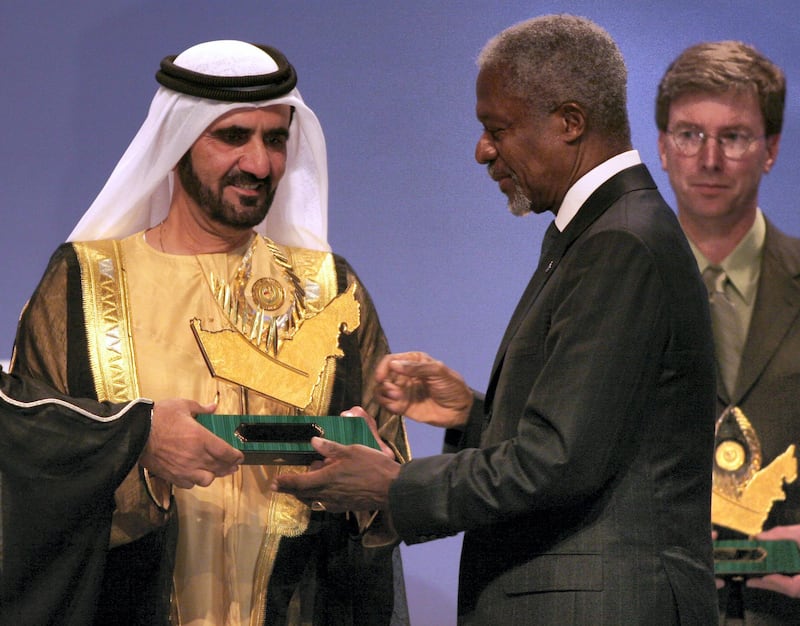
712, 406, 800, 576
190, 238, 381, 463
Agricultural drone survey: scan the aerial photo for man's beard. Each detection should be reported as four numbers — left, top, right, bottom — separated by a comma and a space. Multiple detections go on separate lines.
506, 174, 532, 217
176, 152, 277, 229
488, 164, 532, 217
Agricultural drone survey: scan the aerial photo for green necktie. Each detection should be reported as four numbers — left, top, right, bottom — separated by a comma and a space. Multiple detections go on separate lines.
703, 266, 743, 396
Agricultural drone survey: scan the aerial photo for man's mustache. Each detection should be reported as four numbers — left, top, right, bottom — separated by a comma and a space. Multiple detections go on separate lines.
224, 172, 272, 189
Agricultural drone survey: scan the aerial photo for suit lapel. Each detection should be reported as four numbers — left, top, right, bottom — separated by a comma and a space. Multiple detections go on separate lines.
484, 164, 657, 410
486, 224, 562, 390
733, 223, 800, 404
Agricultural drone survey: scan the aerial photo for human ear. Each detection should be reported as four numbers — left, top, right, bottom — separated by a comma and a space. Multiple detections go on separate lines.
557, 102, 586, 142
763, 134, 781, 173
657, 132, 669, 171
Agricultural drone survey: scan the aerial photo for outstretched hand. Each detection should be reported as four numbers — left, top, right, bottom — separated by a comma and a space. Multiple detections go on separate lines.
272, 435, 400, 513
375, 351, 473, 428
140, 398, 244, 489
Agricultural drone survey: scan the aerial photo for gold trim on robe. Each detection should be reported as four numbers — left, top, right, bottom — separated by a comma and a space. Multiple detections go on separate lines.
74, 240, 172, 547
16, 230, 408, 626
77, 233, 378, 625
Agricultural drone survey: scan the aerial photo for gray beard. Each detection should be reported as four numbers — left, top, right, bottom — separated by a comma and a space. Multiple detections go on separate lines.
488, 163, 532, 217
507, 174, 532, 217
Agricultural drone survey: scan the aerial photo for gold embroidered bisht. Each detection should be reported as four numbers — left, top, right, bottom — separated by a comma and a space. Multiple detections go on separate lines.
11, 232, 410, 626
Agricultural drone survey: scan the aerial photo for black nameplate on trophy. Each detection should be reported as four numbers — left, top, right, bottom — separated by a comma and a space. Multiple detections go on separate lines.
234, 422, 325, 443
197, 414, 381, 465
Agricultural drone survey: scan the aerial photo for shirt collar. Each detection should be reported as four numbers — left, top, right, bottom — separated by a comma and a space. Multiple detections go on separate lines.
689, 208, 765, 304
553, 150, 642, 232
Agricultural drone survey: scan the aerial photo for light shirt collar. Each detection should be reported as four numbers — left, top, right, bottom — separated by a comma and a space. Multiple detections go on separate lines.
553, 150, 642, 232
689, 208, 765, 305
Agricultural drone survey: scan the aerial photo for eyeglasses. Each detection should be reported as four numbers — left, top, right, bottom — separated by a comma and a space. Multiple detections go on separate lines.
666, 128, 764, 160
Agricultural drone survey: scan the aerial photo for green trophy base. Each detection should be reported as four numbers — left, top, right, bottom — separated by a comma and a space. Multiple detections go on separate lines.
714, 539, 800, 577
197, 414, 381, 465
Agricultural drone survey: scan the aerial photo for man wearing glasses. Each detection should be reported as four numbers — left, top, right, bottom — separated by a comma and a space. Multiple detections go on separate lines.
657, 41, 800, 624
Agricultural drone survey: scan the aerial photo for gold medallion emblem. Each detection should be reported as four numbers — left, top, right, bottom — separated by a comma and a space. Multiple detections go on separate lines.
252, 277, 285, 311
716, 440, 746, 472
711, 406, 798, 536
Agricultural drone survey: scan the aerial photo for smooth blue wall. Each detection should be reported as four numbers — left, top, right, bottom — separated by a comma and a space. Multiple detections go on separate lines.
3, 2, 799, 624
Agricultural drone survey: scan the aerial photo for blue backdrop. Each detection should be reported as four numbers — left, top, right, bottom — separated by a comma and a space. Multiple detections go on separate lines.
3, 2, 799, 624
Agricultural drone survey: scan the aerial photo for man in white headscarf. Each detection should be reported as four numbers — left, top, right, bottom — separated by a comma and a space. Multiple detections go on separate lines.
12, 40, 409, 626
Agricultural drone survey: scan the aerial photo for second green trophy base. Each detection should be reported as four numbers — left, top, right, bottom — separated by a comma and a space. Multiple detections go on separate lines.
714, 539, 800, 577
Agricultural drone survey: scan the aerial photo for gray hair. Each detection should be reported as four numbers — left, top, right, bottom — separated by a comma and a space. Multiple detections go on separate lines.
478, 14, 631, 142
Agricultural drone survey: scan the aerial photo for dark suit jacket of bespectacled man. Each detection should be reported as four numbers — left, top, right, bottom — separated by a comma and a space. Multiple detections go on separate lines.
657, 40, 800, 624
276, 14, 719, 625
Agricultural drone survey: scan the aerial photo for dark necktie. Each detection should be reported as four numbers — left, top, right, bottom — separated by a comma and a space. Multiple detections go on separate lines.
537, 221, 560, 272
702, 266, 743, 395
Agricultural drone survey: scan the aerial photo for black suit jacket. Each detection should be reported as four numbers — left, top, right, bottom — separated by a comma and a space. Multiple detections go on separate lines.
390, 164, 719, 625
716, 220, 800, 624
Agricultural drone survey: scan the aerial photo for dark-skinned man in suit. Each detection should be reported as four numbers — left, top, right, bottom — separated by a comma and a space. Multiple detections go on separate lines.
276, 14, 719, 625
